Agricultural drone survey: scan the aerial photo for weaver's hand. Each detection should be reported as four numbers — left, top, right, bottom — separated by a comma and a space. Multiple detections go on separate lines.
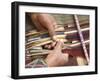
30, 13, 57, 41
45, 40, 69, 67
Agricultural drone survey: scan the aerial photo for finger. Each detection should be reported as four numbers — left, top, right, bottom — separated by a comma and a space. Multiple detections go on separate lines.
44, 45, 49, 49
51, 41, 56, 47
53, 23, 58, 29
47, 45, 52, 49
47, 27, 56, 40
54, 40, 63, 51
37, 14, 56, 40
43, 24, 56, 41
30, 14, 46, 31
35, 21, 47, 31
37, 14, 55, 30
52, 36, 59, 41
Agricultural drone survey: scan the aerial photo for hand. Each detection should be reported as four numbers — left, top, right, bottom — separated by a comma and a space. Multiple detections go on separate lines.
45, 41, 69, 67
30, 13, 57, 41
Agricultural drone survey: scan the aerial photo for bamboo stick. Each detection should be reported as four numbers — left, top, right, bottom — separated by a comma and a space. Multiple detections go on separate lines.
63, 40, 89, 49
26, 27, 89, 47
73, 15, 89, 64
26, 20, 89, 37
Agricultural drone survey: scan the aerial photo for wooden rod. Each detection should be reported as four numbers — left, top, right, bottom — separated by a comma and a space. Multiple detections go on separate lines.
73, 15, 89, 64
26, 20, 89, 37
26, 27, 89, 46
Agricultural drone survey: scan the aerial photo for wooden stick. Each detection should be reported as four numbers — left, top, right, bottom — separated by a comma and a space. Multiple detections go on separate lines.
26, 27, 64, 37
26, 52, 50, 57
26, 35, 66, 46
64, 27, 89, 34
26, 19, 89, 36
26, 27, 89, 46
73, 15, 89, 64
29, 49, 50, 53
63, 40, 89, 49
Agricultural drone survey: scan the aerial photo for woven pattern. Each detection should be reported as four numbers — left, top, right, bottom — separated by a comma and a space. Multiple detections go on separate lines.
25, 13, 89, 68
